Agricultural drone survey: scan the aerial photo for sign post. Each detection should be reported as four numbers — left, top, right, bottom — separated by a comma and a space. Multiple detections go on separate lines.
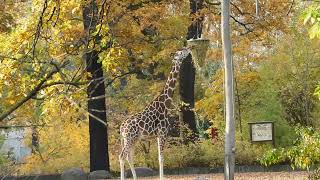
248, 121, 275, 147
221, 0, 235, 179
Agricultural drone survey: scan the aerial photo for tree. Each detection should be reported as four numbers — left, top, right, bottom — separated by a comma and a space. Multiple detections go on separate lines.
0, 0, 190, 174
302, 2, 320, 102
179, 0, 204, 138
82, 1, 109, 171
196, 0, 296, 135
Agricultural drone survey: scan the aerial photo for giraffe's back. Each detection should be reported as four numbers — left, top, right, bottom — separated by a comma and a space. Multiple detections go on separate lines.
120, 102, 170, 139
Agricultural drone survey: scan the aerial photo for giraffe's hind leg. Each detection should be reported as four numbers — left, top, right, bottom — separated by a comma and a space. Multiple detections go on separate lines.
127, 149, 137, 180
157, 136, 166, 180
119, 137, 136, 180
119, 157, 125, 180
119, 139, 126, 180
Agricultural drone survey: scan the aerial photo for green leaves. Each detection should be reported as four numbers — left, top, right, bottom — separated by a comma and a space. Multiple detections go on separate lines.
315, 83, 320, 100
259, 148, 286, 167
259, 126, 320, 170
302, 5, 320, 39
309, 22, 320, 39
303, 11, 312, 25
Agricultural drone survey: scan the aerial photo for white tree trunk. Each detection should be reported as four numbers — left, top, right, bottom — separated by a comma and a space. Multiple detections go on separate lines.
221, 0, 235, 179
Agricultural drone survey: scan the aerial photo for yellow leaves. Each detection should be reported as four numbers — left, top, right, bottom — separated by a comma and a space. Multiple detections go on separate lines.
19, 121, 89, 174
8, 99, 15, 105
100, 46, 127, 73
195, 69, 224, 127
71, 6, 80, 15
236, 71, 259, 87
17, 87, 89, 174
93, 24, 110, 37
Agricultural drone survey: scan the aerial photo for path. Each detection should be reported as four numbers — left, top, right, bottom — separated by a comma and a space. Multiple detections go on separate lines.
116, 171, 308, 180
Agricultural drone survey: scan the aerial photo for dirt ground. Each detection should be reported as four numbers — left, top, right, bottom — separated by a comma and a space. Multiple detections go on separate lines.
119, 171, 309, 180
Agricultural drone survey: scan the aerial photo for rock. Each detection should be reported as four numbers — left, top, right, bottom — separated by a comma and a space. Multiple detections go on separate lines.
194, 178, 208, 180
126, 167, 156, 178
89, 170, 112, 179
61, 168, 87, 180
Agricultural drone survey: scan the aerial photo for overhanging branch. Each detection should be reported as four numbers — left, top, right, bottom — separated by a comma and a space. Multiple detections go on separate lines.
0, 60, 69, 121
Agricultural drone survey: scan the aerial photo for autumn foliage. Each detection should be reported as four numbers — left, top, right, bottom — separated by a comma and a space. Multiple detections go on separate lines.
0, 0, 319, 176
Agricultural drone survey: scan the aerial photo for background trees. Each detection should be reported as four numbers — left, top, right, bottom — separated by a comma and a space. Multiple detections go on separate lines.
0, 0, 189, 174
0, 0, 319, 176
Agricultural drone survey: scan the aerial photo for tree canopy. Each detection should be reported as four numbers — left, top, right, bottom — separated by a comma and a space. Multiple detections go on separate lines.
0, 0, 319, 175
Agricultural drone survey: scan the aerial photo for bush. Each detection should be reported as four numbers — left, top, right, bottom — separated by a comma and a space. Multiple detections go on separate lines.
259, 126, 320, 170
122, 137, 271, 171
258, 148, 286, 167
235, 140, 272, 166
163, 139, 224, 168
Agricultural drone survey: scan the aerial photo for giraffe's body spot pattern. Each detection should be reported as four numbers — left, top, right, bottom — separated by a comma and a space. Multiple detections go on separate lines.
120, 101, 170, 139
119, 48, 191, 180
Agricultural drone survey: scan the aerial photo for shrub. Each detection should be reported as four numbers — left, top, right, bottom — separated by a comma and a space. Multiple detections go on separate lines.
18, 121, 89, 174
123, 137, 271, 171
258, 148, 287, 166
259, 126, 320, 170
235, 140, 272, 166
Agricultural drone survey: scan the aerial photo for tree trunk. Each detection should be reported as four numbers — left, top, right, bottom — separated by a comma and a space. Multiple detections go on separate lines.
179, 54, 197, 136
179, 0, 204, 137
187, 0, 203, 40
32, 101, 42, 153
83, 2, 109, 172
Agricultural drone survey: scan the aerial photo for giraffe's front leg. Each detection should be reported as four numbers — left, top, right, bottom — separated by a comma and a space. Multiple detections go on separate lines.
157, 136, 165, 180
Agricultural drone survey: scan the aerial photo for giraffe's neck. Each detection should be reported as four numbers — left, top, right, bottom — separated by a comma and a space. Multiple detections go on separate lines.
157, 62, 181, 106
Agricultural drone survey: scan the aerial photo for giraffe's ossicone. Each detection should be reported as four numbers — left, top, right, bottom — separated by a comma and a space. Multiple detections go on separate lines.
119, 48, 190, 180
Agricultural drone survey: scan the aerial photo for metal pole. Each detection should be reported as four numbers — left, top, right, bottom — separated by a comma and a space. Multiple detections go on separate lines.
255, 0, 259, 17
221, 0, 235, 179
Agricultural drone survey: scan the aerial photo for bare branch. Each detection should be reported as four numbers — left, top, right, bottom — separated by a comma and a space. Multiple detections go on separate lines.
230, 14, 254, 34
88, 70, 137, 97
0, 60, 69, 121
287, 0, 295, 16
31, 0, 48, 58
40, 81, 85, 89
0, 124, 50, 129
64, 95, 107, 127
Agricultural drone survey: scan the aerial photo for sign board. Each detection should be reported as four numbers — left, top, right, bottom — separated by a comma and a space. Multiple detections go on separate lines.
248, 122, 274, 144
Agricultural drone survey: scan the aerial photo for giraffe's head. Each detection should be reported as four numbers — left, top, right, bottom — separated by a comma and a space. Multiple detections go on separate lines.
172, 48, 191, 64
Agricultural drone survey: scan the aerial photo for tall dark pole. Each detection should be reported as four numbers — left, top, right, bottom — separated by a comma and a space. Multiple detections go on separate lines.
83, 1, 109, 172
179, 0, 204, 137
221, 0, 235, 179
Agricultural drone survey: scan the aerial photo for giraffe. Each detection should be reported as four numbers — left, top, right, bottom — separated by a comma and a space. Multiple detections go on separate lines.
119, 48, 191, 180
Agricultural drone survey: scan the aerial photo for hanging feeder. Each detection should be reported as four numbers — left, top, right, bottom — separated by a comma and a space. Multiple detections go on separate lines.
187, 38, 210, 66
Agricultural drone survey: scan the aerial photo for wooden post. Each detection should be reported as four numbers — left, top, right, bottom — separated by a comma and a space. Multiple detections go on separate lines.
221, 0, 235, 179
